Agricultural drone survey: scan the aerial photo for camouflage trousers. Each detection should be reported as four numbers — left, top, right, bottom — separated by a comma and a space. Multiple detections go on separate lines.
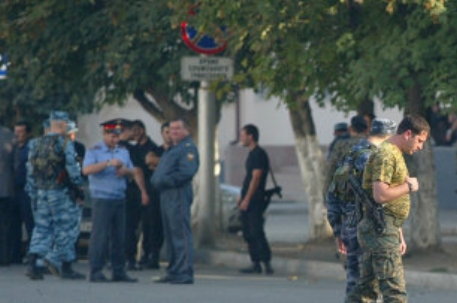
28, 189, 77, 267
341, 222, 364, 300
347, 219, 406, 303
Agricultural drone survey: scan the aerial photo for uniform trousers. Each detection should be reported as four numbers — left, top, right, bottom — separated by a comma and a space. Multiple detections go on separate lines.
341, 220, 373, 301
28, 189, 75, 267
89, 198, 126, 275
347, 217, 406, 303
160, 185, 193, 283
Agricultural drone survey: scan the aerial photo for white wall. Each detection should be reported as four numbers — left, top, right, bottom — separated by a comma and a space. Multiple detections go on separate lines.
217, 89, 404, 159
77, 91, 403, 156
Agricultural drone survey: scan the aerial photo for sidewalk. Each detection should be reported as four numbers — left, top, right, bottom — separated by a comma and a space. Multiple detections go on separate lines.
196, 200, 457, 291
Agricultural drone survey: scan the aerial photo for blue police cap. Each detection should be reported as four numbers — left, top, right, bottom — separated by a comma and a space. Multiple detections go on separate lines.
49, 110, 70, 122
100, 118, 132, 134
370, 118, 397, 135
334, 122, 348, 132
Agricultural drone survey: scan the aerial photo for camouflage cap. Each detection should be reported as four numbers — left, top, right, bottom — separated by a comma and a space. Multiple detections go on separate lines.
370, 118, 397, 135
67, 120, 79, 134
49, 110, 70, 122
334, 122, 348, 132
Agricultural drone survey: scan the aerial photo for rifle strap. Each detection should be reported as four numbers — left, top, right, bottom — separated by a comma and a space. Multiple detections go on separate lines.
269, 166, 279, 187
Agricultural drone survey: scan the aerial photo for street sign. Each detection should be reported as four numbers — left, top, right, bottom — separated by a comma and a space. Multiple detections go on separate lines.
181, 22, 227, 55
0, 54, 7, 79
180, 4, 228, 55
181, 56, 233, 81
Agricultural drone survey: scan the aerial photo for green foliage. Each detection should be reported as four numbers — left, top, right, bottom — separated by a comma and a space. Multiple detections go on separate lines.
171, 0, 456, 113
0, 0, 232, 129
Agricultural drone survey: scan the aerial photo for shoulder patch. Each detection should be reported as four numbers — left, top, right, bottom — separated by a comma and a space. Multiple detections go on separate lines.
187, 152, 195, 161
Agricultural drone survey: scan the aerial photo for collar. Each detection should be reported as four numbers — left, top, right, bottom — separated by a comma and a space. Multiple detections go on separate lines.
100, 140, 119, 152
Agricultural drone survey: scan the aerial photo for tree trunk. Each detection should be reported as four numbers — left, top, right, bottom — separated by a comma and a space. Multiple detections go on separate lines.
403, 83, 441, 251
288, 93, 332, 241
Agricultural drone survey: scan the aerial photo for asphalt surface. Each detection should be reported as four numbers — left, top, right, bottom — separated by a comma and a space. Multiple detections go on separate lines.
1, 261, 457, 303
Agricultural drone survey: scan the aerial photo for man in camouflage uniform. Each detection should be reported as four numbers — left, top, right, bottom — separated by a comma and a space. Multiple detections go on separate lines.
327, 122, 350, 161
347, 114, 430, 303
25, 111, 85, 280
324, 115, 369, 196
326, 118, 397, 302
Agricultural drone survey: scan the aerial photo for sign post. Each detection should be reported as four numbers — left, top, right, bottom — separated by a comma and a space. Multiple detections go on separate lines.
180, 15, 231, 247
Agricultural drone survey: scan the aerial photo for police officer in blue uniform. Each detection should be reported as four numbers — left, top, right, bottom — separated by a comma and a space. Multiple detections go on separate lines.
25, 111, 85, 280
83, 119, 148, 283
151, 117, 199, 284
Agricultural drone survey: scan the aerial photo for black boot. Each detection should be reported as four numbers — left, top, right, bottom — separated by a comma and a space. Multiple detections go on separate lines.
263, 262, 274, 275
147, 254, 160, 269
61, 261, 86, 280
239, 262, 262, 274
25, 254, 44, 280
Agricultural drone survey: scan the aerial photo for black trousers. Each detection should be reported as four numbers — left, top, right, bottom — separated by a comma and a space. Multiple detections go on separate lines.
141, 187, 163, 263
125, 185, 141, 262
9, 189, 34, 263
89, 198, 126, 275
0, 198, 12, 265
241, 194, 271, 264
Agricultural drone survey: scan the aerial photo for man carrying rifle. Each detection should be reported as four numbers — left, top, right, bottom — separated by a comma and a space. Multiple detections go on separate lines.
327, 118, 396, 302
238, 124, 274, 275
25, 111, 85, 280
348, 115, 430, 303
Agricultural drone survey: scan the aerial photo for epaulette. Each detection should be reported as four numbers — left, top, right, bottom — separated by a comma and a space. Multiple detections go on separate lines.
91, 144, 102, 150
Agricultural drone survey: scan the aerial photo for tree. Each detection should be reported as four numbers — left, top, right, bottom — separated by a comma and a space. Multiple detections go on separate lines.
172, 0, 455, 248
0, 0, 230, 245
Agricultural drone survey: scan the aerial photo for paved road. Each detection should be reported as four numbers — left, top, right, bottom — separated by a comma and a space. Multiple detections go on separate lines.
1, 262, 456, 303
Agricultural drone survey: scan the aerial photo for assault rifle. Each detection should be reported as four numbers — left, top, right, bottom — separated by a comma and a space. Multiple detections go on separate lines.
347, 174, 386, 234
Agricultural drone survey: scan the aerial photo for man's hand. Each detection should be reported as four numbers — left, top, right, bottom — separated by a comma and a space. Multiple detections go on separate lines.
405, 176, 419, 192
116, 166, 131, 177
145, 152, 160, 170
399, 228, 407, 255
110, 158, 124, 168
335, 238, 347, 255
238, 197, 249, 211
141, 191, 150, 206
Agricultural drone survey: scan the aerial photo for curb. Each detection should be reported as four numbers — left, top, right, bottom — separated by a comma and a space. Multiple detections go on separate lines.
195, 249, 457, 291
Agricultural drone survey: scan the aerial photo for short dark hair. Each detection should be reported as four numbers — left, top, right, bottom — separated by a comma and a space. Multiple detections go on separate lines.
161, 121, 170, 132
397, 114, 430, 135
242, 124, 259, 142
171, 117, 191, 130
131, 119, 146, 131
350, 115, 368, 133
15, 120, 31, 133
